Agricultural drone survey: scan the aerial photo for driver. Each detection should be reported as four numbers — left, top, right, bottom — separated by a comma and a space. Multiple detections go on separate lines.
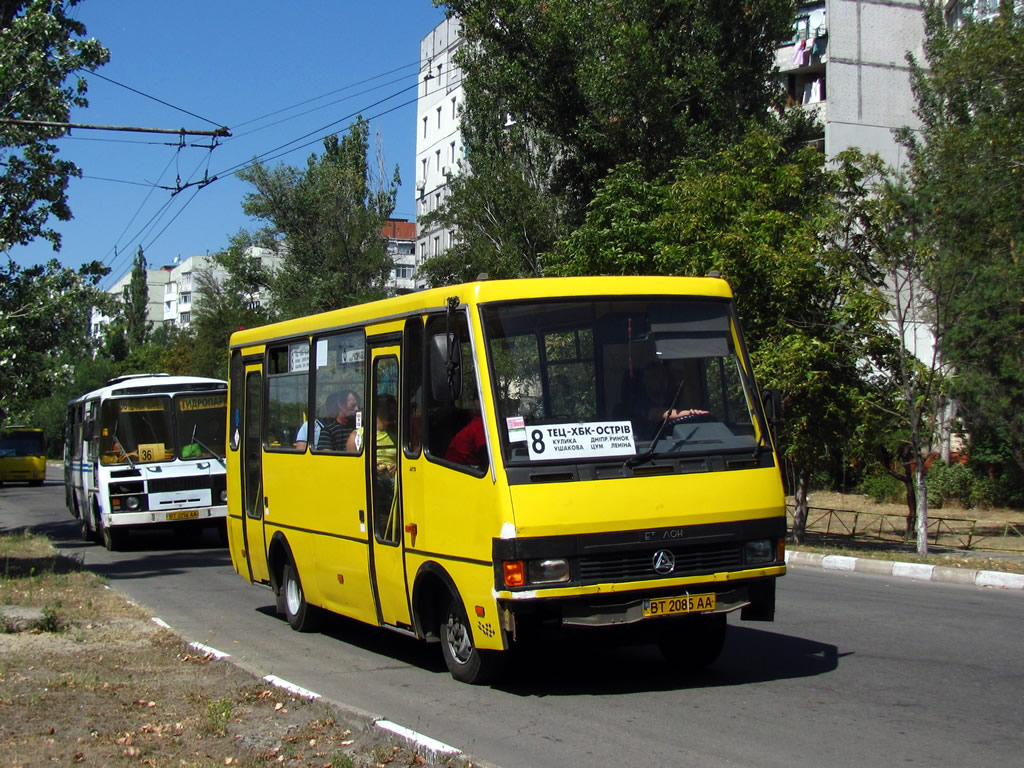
630, 360, 708, 439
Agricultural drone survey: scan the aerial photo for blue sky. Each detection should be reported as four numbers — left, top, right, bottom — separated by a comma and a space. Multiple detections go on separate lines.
9, 0, 448, 287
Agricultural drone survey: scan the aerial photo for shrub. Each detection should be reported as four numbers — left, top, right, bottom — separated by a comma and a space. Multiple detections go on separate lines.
859, 472, 905, 504
927, 462, 975, 508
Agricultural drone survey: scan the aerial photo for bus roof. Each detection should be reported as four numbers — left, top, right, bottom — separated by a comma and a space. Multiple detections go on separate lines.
229, 274, 734, 349
68, 374, 227, 405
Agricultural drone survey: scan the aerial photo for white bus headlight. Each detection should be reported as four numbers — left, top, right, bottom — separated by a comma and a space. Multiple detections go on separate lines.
527, 558, 570, 584
744, 539, 774, 564
220, 489, 228, 503
125, 495, 141, 511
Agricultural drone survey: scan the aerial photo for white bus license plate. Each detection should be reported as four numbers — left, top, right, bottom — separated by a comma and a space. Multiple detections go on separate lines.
167, 510, 199, 521
643, 593, 716, 618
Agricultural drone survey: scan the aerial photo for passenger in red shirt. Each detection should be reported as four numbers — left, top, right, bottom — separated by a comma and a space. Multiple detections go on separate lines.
445, 414, 488, 470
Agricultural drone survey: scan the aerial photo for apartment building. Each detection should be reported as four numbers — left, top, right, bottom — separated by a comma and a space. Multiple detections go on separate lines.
777, 0, 926, 168
415, 15, 464, 282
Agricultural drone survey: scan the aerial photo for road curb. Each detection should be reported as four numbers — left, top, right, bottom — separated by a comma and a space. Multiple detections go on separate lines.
786, 549, 1024, 591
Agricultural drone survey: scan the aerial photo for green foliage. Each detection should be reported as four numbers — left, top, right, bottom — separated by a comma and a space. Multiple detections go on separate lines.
859, 471, 906, 505
0, 0, 109, 250
205, 697, 232, 736
124, 247, 150, 350
0, 257, 109, 422
925, 461, 975, 509
901, 2, 1024, 479
426, 0, 797, 282
239, 119, 397, 319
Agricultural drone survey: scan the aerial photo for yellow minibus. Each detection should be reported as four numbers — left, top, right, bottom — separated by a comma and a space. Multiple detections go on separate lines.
0, 427, 46, 486
226, 276, 786, 683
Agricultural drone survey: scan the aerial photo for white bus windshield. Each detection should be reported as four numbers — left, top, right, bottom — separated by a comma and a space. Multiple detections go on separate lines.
483, 297, 763, 464
100, 393, 226, 465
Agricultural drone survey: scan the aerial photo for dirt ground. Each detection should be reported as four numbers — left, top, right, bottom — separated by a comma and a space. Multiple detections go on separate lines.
0, 533, 470, 768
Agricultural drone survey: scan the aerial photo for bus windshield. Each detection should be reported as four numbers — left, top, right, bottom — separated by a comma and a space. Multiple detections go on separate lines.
175, 392, 227, 461
100, 393, 227, 465
101, 397, 175, 464
483, 297, 763, 465
0, 429, 45, 457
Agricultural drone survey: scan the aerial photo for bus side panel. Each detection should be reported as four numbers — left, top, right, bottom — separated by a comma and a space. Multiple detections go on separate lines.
403, 452, 513, 652
261, 452, 377, 626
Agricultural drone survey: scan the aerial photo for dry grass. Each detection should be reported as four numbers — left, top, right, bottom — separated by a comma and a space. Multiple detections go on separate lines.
0, 532, 471, 768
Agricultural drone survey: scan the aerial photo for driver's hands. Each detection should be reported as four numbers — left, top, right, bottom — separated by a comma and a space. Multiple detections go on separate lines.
663, 408, 710, 420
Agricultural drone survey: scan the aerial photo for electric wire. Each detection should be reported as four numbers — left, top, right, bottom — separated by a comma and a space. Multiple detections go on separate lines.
88, 71, 225, 129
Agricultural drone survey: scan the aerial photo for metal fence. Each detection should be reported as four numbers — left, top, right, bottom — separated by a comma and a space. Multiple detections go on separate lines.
788, 505, 1024, 553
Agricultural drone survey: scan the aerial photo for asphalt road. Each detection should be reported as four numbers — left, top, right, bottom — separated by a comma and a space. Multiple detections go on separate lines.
3, 470, 1023, 768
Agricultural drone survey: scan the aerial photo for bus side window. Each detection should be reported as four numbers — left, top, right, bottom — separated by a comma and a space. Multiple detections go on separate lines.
266, 341, 309, 451
311, 330, 365, 454
424, 313, 488, 474
403, 317, 423, 457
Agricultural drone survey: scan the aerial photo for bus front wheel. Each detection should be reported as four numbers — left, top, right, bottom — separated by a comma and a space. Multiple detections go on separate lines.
102, 522, 126, 551
657, 613, 727, 669
440, 593, 503, 685
282, 561, 321, 633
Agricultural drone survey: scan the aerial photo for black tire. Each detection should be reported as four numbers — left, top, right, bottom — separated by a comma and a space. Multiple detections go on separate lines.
657, 613, 727, 669
101, 521, 126, 551
281, 561, 322, 632
439, 592, 504, 685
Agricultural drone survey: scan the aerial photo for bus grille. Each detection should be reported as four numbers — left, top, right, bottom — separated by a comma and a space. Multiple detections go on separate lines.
577, 542, 742, 584
147, 476, 211, 493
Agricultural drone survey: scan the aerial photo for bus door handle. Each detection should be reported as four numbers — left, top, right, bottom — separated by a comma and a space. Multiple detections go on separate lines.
405, 522, 418, 544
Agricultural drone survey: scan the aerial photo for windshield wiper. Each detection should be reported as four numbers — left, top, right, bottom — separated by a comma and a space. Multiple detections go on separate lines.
189, 424, 225, 468
113, 423, 136, 470
625, 374, 688, 469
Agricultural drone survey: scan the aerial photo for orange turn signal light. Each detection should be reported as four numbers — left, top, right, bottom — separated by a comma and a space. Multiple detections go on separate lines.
503, 560, 525, 587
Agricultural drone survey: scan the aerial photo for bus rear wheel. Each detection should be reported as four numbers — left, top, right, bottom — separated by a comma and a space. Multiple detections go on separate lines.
282, 561, 321, 632
657, 613, 727, 669
440, 593, 503, 685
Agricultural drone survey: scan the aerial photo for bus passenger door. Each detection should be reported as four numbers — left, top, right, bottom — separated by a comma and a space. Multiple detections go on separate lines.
241, 367, 270, 584
367, 347, 412, 628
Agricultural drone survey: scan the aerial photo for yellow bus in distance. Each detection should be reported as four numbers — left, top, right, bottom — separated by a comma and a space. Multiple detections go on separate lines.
226, 275, 786, 684
0, 427, 46, 486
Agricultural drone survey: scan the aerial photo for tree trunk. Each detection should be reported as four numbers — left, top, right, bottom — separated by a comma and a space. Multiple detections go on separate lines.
791, 469, 809, 544
904, 460, 917, 538
915, 463, 929, 556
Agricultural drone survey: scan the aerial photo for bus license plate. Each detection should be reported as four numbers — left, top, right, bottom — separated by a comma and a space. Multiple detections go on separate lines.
643, 593, 716, 618
167, 510, 199, 521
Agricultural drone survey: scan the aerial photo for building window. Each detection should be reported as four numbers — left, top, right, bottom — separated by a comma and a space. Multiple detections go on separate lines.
180, 293, 191, 305
450, 141, 456, 164
180, 312, 191, 325
436, 105, 442, 129
433, 236, 440, 256
422, 116, 427, 138
436, 149, 441, 170
451, 96, 457, 120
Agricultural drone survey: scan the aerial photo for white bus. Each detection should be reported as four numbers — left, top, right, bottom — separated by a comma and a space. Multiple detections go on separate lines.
64, 374, 228, 550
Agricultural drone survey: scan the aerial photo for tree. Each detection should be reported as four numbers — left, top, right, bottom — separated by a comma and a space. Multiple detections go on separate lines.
238, 118, 398, 319
0, 256, 109, 422
125, 246, 150, 349
1, 0, 109, 250
901, 2, 1024, 494
547, 127, 891, 542
424, 0, 796, 281
187, 232, 278, 379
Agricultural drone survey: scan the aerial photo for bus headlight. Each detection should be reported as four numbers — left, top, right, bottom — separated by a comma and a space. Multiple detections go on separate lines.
526, 558, 570, 585
220, 489, 228, 503
744, 539, 774, 564
125, 496, 141, 511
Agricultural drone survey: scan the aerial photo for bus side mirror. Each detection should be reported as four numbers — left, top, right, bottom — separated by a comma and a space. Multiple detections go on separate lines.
430, 332, 463, 403
761, 388, 781, 425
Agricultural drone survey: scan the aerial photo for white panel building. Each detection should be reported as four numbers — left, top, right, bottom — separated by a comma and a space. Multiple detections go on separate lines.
777, 0, 926, 169
415, 15, 464, 281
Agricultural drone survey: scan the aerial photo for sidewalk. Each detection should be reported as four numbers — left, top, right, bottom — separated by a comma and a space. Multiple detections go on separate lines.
786, 549, 1024, 590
